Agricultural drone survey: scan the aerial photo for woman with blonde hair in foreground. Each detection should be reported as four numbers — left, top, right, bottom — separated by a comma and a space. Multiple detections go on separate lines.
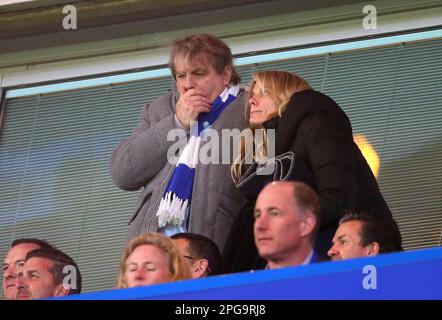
118, 232, 191, 288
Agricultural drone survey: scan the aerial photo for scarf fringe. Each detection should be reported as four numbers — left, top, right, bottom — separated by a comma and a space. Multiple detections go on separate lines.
157, 191, 189, 228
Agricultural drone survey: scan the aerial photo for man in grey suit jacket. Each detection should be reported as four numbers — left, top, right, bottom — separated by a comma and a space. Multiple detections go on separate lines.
109, 34, 247, 252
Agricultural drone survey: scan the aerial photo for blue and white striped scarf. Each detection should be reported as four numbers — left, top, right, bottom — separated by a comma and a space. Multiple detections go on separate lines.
156, 85, 240, 229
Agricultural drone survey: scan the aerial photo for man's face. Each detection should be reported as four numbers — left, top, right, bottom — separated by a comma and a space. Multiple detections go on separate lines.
253, 183, 306, 264
2, 243, 40, 300
174, 54, 232, 103
124, 244, 172, 288
16, 257, 63, 300
328, 221, 373, 261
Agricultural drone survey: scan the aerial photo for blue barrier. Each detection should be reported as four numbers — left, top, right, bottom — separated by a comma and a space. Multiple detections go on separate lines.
60, 247, 442, 300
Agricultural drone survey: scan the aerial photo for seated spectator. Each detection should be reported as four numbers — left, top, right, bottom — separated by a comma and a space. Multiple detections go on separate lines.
171, 232, 222, 278
328, 210, 403, 261
117, 232, 191, 288
16, 247, 82, 300
2, 238, 54, 300
254, 181, 322, 269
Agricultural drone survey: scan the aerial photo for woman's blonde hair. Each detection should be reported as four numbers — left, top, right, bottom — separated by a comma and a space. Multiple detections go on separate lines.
117, 232, 191, 288
232, 70, 311, 181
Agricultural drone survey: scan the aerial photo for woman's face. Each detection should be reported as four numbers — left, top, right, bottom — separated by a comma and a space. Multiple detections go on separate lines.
124, 244, 172, 288
248, 83, 279, 126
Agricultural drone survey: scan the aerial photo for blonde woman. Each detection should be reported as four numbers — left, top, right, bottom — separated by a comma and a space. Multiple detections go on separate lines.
118, 232, 191, 288
222, 70, 394, 273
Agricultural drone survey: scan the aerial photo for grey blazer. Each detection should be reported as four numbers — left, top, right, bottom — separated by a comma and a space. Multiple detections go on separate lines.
109, 89, 248, 251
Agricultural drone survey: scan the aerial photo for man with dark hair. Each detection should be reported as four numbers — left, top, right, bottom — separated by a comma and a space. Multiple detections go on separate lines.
16, 247, 82, 299
171, 232, 221, 278
11, 238, 54, 249
254, 181, 322, 269
328, 210, 403, 261
2, 238, 54, 300
110, 33, 247, 252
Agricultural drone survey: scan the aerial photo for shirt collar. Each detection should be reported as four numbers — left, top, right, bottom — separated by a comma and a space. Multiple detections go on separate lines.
265, 249, 315, 270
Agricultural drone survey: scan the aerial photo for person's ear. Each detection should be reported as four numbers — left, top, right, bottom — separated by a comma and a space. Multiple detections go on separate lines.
300, 212, 316, 237
53, 283, 70, 297
222, 65, 232, 86
367, 242, 380, 256
192, 259, 209, 278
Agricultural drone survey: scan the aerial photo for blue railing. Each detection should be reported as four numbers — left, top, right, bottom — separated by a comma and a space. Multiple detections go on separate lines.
60, 246, 442, 300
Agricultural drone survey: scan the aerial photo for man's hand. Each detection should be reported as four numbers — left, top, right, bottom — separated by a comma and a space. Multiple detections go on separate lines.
176, 89, 211, 129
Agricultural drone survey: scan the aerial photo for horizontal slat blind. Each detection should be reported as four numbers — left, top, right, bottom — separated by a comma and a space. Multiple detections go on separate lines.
375, 40, 442, 249
0, 79, 173, 293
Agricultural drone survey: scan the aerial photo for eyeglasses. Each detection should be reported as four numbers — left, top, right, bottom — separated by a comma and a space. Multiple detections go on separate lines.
183, 255, 194, 261
182, 255, 212, 274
